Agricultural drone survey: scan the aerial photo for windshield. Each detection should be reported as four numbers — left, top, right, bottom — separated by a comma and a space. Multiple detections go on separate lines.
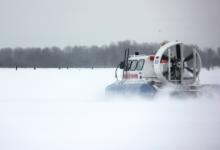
136, 59, 145, 71
129, 60, 138, 71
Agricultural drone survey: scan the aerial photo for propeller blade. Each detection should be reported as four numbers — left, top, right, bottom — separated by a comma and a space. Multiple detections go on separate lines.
176, 44, 181, 59
184, 53, 193, 62
185, 67, 194, 74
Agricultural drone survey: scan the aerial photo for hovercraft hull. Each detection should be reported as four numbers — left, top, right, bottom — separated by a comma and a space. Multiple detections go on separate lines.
105, 81, 157, 96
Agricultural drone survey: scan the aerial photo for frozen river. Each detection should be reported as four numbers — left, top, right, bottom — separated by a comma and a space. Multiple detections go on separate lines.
0, 68, 220, 150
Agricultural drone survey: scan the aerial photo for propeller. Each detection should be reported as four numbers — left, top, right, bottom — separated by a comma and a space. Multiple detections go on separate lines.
162, 46, 199, 82
184, 66, 193, 74
183, 53, 200, 76
184, 53, 193, 62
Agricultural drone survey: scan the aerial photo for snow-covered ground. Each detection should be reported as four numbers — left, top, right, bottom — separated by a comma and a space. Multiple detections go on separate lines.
0, 68, 220, 150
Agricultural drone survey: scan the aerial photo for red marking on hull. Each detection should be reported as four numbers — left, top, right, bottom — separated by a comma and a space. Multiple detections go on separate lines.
124, 73, 138, 79
149, 55, 155, 61
160, 59, 168, 64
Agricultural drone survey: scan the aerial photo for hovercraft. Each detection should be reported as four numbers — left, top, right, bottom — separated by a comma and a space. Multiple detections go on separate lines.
105, 41, 220, 97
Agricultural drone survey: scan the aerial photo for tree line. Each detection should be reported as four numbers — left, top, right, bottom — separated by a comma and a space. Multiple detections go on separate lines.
0, 40, 219, 69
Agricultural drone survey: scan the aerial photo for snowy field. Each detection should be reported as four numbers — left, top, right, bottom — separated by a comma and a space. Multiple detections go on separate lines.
0, 68, 220, 150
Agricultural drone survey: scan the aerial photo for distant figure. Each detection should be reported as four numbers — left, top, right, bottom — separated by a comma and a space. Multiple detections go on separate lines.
67, 66, 69, 69
58, 66, 61, 70
15, 66, 18, 71
92, 66, 94, 70
207, 65, 210, 71
34, 66, 36, 70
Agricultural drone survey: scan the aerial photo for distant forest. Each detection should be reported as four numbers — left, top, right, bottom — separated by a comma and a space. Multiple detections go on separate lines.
0, 40, 219, 69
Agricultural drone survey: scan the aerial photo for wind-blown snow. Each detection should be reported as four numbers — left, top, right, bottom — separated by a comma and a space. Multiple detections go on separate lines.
0, 68, 220, 150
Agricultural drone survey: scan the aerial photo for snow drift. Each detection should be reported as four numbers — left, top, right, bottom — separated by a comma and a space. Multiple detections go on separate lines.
0, 68, 220, 150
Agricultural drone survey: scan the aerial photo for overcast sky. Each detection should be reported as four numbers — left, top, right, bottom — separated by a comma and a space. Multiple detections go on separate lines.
0, 0, 220, 48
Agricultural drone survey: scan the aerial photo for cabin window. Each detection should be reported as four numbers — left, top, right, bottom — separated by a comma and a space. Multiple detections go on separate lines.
129, 60, 138, 71
136, 59, 145, 71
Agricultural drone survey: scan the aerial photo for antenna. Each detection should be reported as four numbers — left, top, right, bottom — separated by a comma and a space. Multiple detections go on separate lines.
122, 48, 129, 79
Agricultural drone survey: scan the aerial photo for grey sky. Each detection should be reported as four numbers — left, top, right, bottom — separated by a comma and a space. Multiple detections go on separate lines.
0, 0, 220, 48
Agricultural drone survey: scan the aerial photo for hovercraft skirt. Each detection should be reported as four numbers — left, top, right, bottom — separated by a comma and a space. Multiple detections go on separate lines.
105, 82, 157, 96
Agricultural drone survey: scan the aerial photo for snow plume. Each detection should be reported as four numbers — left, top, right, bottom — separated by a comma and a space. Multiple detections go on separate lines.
0, 68, 220, 150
